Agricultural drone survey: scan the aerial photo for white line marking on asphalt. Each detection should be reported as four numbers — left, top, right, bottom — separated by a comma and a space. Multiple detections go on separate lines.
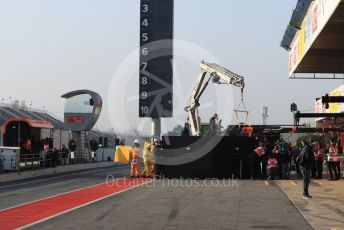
314, 180, 322, 185
0, 165, 129, 190
289, 181, 297, 186
0, 179, 118, 212
15, 179, 154, 230
0, 169, 130, 212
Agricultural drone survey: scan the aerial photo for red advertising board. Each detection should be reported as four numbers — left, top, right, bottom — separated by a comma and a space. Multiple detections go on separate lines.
67, 116, 85, 123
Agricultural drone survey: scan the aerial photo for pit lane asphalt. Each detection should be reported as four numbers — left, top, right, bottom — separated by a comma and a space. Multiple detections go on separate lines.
0, 164, 130, 211
25, 179, 312, 230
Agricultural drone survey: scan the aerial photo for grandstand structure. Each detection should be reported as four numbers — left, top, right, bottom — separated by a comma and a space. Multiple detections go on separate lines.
0, 102, 109, 150
281, 0, 344, 77
0, 104, 65, 130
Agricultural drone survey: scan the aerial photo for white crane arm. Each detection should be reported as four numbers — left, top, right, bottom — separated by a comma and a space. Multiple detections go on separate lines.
185, 61, 245, 136
200, 61, 245, 89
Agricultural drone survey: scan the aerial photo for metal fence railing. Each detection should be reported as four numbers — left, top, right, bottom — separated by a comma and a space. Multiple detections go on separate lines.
0, 149, 111, 174
0, 155, 4, 174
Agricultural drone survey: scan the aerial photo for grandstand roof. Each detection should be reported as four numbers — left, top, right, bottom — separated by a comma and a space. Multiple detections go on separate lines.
0, 105, 66, 130
0, 104, 110, 138
282, 0, 344, 76
2, 118, 54, 133
281, 0, 313, 50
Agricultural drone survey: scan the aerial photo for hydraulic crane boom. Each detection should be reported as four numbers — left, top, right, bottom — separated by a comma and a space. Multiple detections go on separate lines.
185, 61, 245, 136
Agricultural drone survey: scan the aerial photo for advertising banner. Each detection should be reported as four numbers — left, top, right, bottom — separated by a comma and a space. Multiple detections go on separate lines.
288, 0, 341, 76
298, 26, 305, 60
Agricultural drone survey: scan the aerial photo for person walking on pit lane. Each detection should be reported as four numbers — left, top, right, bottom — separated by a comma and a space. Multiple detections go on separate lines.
275, 141, 290, 179
248, 143, 266, 180
89, 138, 98, 163
327, 139, 339, 180
312, 142, 324, 179
267, 151, 279, 180
335, 141, 342, 180
129, 139, 141, 178
68, 138, 77, 165
298, 140, 315, 199
293, 141, 303, 177
142, 140, 155, 178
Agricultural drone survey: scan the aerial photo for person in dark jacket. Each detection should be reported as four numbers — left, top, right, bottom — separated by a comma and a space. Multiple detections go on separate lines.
61, 145, 69, 165
89, 138, 99, 162
248, 142, 266, 180
182, 117, 190, 136
298, 140, 315, 199
335, 141, 342, 180
68, 138, 77, 164
312, 142, 324, 179
274, 141, 290, 179
293, 141, 303, 177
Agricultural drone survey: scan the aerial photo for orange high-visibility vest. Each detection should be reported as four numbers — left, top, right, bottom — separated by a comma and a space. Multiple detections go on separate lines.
328, 144, 337, 156
254, 147, 265, 157
267, 158, 278, 169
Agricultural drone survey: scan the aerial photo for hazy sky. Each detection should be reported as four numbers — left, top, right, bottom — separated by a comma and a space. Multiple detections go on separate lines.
0, 0, 341, 134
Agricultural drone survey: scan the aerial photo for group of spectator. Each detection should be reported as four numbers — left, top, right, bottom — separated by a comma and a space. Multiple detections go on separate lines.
249, 137, 343, 181
19, 137, 100, 168
42, 137, 73, 167
249, 139, 293, 180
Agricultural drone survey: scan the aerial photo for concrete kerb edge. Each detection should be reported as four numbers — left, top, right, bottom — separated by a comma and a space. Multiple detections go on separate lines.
0, 162, 117, 183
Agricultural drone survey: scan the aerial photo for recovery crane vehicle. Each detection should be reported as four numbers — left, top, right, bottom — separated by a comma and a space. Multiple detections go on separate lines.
185, 61, 246, 136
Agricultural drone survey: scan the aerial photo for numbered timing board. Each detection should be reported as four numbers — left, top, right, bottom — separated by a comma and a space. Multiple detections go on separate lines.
139, 0, 174, 118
